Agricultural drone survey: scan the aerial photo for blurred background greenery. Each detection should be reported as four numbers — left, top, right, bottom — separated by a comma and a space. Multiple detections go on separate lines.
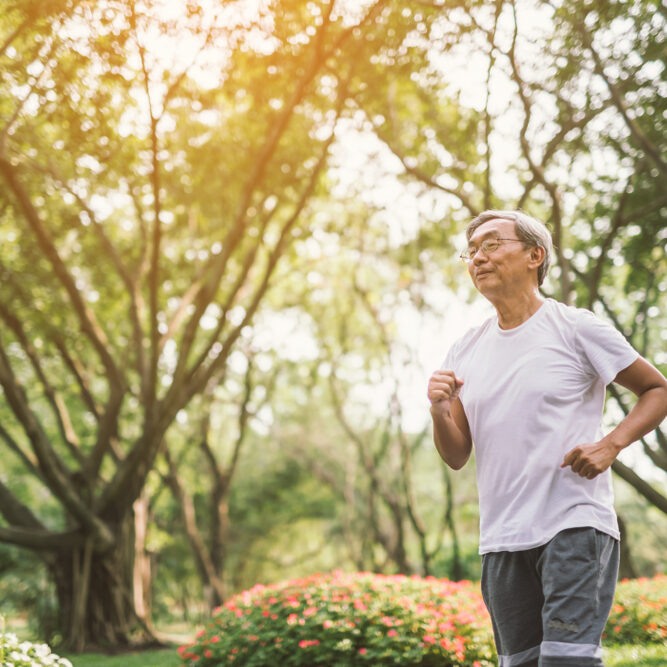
0, 0, 664, 652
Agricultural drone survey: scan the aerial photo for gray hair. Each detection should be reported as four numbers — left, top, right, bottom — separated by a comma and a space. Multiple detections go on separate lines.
466, 210, 553, 286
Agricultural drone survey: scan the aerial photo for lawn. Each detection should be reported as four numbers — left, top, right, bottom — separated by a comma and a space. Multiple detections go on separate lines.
62, 648, 180, 666
604, 644, 667, 667
61, 644, 667, 666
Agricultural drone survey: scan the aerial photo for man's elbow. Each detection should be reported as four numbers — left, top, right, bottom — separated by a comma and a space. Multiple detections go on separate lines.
447, 455, 470, 471
439, 448, 470, 470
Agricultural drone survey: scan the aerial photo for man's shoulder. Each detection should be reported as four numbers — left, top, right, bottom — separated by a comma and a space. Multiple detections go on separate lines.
543, 298, 595, 327
446, 316, 495, 360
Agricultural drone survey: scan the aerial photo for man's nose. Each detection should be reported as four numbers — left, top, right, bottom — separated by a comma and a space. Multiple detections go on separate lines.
472, 249, 488, 263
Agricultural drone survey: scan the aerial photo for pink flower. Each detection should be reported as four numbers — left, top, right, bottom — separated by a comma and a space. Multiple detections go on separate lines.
388, 629, 398, 637
359, 648, 368, 655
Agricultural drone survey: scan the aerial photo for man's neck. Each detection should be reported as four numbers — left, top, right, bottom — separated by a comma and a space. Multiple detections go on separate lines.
492, 290, 545, 330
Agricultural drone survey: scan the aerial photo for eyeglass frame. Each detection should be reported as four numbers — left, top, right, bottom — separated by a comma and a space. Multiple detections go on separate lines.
459, 237, 526, 261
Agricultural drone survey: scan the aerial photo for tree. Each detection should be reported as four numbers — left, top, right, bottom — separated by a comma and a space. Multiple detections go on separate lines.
0, 0, 399, 648
353, 0, 667, 512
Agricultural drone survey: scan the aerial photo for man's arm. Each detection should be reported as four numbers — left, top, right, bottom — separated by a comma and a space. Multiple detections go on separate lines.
428, 370, 473, 469
562, 357, 667, 479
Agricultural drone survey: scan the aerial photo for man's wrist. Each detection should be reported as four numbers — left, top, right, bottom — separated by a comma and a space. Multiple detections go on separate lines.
600, 435, 626, 456
430, 402, 451, 419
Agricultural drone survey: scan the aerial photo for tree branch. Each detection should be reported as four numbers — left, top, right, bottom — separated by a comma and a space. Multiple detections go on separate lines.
0, 302, 85, 466
0, 524, 86, 550
0, 157, 124, 393
577, 25, 667, 174
0, 334, 113, 548
611, 459, 667, 515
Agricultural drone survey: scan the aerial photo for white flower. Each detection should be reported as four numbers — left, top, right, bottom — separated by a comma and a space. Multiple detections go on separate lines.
0, 634, 71, 667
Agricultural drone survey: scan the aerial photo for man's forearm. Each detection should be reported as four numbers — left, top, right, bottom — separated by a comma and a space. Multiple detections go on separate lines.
603, 385, 667, 453
431, 406, 472, 470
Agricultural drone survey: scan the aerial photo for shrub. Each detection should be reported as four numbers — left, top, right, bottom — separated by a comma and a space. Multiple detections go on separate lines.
178, 571, 496, 666
0, 633, 72, 667
604, 574, 667, 645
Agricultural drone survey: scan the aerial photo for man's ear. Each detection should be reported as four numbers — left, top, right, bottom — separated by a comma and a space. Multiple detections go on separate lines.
528, 245, 545, 269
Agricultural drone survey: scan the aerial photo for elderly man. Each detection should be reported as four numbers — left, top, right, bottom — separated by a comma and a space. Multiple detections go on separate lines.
427, 210, 667, 667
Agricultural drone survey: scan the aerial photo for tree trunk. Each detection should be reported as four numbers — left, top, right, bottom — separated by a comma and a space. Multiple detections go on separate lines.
617, 513, 638, 580
133, 493, 153, 627
49, 511, 154, 652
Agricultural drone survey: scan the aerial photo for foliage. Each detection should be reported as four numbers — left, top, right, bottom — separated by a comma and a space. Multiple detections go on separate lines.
0, 632, 71, 667
604, 575, 667, 645
178, 571, 495, 666
0, 546, 58, 641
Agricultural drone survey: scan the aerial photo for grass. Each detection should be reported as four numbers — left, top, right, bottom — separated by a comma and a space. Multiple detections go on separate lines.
62, 648, 181, 666
59, 644, 667, 666
604, 643, 667, 667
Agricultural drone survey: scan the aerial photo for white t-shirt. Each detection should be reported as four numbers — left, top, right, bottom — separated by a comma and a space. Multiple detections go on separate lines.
443, 298, 638, 554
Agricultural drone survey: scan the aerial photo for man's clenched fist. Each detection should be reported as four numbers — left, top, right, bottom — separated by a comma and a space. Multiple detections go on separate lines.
427, 370, 464, 412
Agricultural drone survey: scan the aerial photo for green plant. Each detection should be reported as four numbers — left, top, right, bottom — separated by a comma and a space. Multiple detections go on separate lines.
0, 632, 72, 667
178, 571, 496, 666
604, 575, 667, 645
61, 649, 181, 666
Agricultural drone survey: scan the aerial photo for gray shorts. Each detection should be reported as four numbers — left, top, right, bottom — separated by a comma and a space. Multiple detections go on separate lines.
481, 527, 619, 667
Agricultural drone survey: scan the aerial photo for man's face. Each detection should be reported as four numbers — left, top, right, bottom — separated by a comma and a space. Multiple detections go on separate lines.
466, 219, 533, 296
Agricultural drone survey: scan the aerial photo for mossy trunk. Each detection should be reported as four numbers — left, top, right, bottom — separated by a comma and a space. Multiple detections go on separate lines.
50, 509, 153, 652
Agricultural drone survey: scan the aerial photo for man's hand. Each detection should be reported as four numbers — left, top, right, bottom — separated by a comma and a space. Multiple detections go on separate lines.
561, 441, 621, 479
427, 370, 464, 414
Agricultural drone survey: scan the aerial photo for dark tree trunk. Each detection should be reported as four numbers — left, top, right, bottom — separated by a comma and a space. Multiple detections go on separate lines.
49, 511, 154, 652
617, 513, 638, 580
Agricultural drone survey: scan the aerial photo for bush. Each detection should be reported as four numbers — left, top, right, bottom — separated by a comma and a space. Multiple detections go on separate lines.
604, 575, 667, 645
178, 571, 496, 666
0, 633, 72, 667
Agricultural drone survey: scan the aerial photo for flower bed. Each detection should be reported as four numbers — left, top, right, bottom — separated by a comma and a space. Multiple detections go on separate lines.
0, 633, 72, 667
604, 574, 667, 645
178, 571, 496, 666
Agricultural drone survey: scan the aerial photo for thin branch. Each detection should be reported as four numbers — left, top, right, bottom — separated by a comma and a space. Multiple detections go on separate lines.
578, 26, 667, 174
0, 302, 85, 467
172, 0, 389, 377
36, 163, 147, 385
370, 122, 480, 215
0, 35, 59, 149
163, 447, 226, 602
0, 423, 42, 479
0, 478, 46, 529
508, 0, 571, 302
0, 334, 113, 547
177, 92, 346, 411
482, 1, 502, 210
0, 157, 124, 393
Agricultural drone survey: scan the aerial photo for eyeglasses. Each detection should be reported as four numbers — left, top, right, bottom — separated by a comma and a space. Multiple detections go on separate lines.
460, 238, 524, 261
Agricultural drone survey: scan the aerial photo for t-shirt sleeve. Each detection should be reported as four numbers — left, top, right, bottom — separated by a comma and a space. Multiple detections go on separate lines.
575, 310, 639, 385
441, 345, 456, 371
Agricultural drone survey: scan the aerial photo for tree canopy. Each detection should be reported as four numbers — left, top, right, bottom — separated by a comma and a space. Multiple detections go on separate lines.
0, 0, 665, 650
